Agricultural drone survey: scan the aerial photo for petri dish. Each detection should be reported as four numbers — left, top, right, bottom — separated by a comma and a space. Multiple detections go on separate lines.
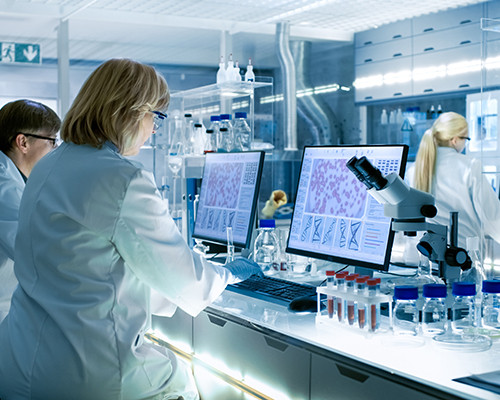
432, 332, 492, 352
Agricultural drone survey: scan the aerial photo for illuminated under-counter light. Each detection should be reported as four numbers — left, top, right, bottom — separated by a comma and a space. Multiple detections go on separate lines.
383, 69, 412, 85
485, 55, 500, 70
353, 74, 383, 89
413, 65, 447, 81
447, 59, 481, 76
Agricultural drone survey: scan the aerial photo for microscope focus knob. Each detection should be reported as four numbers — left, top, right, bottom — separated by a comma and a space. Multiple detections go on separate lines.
445, 247, 468, 266
420, 204, 437, 218
417, 241, 433, 258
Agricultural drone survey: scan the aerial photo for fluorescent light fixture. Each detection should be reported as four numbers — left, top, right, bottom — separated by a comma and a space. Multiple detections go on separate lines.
447, 59, 481, 76
260, 0, 340, 24
485, 55, 500, 70
232, 101, 250, 110
353, 75, 383, 89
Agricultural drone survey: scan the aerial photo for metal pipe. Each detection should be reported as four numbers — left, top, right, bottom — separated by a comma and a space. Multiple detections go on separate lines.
276, 22, 297, 151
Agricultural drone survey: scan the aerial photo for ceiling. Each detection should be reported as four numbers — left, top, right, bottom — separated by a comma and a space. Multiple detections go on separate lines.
0, 0, 490, 69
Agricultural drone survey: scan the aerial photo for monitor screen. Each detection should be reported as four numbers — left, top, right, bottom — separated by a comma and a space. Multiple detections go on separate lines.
193, 151, 265, 249
287, 145, 408, 271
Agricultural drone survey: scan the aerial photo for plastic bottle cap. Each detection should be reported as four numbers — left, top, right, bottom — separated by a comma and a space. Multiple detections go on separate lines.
336, 271, 349, 278
184, 113, 192, 118
482, 280, 500, 294
210, 115, 220, 121
220, 127, 228, 132
259, 219, 275, 228
452, 282, 476, 296
194, 123, 202, 128
235, 111, 247, 119
356, 276, 369, 283
220, 114, 232, 120
348, 273, 359, 279
206, 129, 214, 134
345, 275, 357, 282
422, 284, 447, 298
374, 278, 381, 284
366, 279, 378, 286
326, 270, 335, 276
394, 285, 418, 300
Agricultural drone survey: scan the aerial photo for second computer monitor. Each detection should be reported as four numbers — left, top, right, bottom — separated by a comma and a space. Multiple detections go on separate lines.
287, 145, 408, 272
193, 151, 265, 249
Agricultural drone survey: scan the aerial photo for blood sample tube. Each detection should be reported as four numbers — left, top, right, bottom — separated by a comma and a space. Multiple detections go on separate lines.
356, 276, 369, 329
367, 278, 381, 332
345, 275, 357, 325
336, 271, 349, 323
326, 270, 335, 318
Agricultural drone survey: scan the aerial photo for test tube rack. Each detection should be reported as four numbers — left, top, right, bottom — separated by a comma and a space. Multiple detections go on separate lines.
315, 286, 393, 333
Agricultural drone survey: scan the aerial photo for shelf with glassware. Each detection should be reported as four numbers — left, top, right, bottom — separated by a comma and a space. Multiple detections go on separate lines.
157, 79, 274, 244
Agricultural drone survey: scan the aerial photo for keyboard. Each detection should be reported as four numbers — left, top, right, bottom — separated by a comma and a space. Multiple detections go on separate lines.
226, 274, 318, 306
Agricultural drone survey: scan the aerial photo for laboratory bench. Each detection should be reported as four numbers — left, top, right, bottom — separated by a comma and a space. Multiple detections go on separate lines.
149, 283, 500, 400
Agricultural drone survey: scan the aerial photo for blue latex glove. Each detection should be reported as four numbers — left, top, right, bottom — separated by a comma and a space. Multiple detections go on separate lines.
224, 258, 263, 281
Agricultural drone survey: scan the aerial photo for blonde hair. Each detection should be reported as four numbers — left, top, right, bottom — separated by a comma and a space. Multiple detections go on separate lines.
62, 58, 169, 154
414, 111, 468, 192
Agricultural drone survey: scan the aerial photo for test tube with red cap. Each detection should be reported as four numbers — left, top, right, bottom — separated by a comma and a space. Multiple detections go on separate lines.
336, 271, 349, 322
367, 278, 381, 332
326, 271, 336, 318
356, 276, 369, 329
345, 275, 358, 325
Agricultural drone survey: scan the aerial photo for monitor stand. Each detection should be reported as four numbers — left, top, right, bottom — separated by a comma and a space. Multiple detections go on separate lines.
354, 266, 374, 278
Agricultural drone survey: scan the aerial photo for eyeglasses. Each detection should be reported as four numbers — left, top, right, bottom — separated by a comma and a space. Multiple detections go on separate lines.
20, 132, 59, 148
151, 111, 167, 131
458, 136, 471, 141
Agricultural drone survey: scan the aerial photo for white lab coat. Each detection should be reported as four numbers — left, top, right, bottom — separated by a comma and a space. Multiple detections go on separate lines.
0, 151, 23, 322
419, 147, 500, 249
0, 142, 235, 400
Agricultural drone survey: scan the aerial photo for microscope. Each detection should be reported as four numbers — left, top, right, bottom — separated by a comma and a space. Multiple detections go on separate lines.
346, 156, 471, 282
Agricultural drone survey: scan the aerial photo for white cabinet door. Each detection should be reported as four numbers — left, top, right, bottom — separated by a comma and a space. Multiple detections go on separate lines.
412, 4, 482, 35
356, 38, 412, 65
355, 20, 412, 48
413, 23, 481, 55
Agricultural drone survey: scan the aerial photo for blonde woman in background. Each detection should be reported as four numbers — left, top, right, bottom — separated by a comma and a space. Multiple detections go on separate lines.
412, 111, 500, 249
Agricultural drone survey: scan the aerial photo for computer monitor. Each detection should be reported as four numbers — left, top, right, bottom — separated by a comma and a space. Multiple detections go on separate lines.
193, 151, 265, 249
287, 145, 409, 272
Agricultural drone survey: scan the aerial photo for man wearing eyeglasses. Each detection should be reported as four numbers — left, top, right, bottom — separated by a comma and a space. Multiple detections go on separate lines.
0, 99, 61, 322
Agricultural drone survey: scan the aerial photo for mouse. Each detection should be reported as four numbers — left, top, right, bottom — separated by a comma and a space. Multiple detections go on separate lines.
288, 296, 325, 313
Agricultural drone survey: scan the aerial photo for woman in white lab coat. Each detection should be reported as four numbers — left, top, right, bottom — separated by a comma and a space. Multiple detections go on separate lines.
413, 111, 500, 249
0, 59, 260, 400
0, 99, 61, 322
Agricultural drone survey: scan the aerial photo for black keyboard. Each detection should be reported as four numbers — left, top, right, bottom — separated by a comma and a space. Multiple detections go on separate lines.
226, 274, 318, 306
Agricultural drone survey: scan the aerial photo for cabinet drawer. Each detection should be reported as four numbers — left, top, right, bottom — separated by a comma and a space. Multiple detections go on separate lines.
413, 23, 481, 55
356, 38, 412, 65
413, 45, 481, 95
413, 4, 482, 34
310, 353, 438, 400
355, 20, 412, 48
193, 312, 310, 399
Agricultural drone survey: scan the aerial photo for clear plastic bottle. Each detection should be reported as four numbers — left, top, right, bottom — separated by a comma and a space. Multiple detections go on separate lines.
183, 113, 194, 155
367, 278, 381, 332
380, 109, 388, 125
226, 53, 235, 82
216, 55, 226, 84
218, 114, 234, 152
481, 280, 500, 329
233, 60, 242, 81
204, 129, 217, 153
233, 111, 251, 151
393, 286, 419, 336
451, 282, 476, 332
192, 123, 205, 155
421, 284, 447, 336
208, 115, 221, 149
253, 219, 280, 274
245, 58, 255, 82
326, 270, 336, 319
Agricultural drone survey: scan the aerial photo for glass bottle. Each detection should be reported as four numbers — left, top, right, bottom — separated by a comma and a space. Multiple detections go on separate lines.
219, 114, 234, 152
451, 282, 476, 332
393, 286, 419, 336
183, 113, 194, 155
253, 219, 280, 274
208, 115, 221, 149
216, 55, 226, 84
421, 284, 447, 336
233, 111, 251, 151
481, 280, 500, 329
204, 129, 217, 153
244, 58, 255, 82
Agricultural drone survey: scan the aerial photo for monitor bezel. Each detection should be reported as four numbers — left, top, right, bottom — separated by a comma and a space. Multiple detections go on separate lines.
192, 150, 265, 250
286, 144, 409, 272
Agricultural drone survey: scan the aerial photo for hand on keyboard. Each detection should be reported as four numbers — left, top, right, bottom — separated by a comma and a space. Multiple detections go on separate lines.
224, 258, 263, 282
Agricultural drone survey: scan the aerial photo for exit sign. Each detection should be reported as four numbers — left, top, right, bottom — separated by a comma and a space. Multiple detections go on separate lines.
1, 42, 41, 65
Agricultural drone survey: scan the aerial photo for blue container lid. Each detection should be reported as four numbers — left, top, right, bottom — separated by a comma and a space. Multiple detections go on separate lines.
210, 115, 220, 121
220, 114, 232, 120
482, 280, 500, 294
235, 111, 247, 119
259, 219, 275, 228
452, 282, 476, 296
394, 285, 418, 300
423, 284, 447, 298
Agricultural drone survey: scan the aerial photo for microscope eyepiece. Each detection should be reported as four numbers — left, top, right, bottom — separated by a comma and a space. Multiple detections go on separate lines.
354, 156, 388, 190
346, 156, 373, 189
